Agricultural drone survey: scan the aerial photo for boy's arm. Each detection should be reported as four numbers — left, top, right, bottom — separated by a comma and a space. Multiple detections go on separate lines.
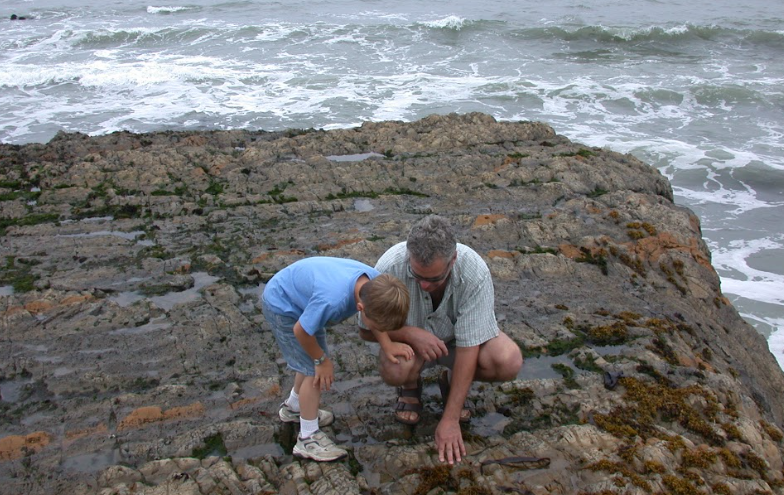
293, 320, 334, 390
370, 328, 414, 364
359, 325, 448, 361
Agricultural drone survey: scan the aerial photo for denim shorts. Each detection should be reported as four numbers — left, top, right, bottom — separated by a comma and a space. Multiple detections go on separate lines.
261, 297, 328, 377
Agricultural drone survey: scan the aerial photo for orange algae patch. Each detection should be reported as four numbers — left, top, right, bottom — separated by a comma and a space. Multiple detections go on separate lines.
64, 423, 108, 446
472, 214, 507, 228
316, 238, 364, 252
117, 402, 206, 431
487, 250, 516, 259
0, 432, 52, 461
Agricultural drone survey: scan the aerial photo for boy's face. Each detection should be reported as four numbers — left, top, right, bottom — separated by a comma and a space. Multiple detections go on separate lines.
361, 313, 388, 333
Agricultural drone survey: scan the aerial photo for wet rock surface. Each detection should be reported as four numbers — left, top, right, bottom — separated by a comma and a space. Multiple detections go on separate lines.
1, 113, 783, 494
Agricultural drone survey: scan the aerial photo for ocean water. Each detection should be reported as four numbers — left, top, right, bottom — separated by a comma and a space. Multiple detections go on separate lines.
1, 0, 783, 368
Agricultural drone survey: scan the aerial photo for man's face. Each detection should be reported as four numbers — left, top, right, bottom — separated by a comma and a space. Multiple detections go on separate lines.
408, 253, 455, 293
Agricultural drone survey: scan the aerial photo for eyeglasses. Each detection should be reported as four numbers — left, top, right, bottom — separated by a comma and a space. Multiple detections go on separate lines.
407, 257, 454, 283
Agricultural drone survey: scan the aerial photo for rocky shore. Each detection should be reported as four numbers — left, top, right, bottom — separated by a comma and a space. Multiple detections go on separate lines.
1, 113, 783, 494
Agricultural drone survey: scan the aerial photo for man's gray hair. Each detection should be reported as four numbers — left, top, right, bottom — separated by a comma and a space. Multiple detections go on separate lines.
406, 215, 457, 266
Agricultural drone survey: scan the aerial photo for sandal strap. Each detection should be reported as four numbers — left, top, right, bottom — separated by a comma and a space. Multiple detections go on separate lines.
396, 377, 423, 399
397, 386, 420, 398
395, 400, 423, 413
393, 377, 424, 425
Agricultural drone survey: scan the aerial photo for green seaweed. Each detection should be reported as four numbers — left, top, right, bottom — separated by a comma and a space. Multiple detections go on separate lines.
191, 432, 228, 459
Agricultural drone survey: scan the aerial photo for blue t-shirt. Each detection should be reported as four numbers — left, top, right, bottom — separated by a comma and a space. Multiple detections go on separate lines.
262, 257, 379, 335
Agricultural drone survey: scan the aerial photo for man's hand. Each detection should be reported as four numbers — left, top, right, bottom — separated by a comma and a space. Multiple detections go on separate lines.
435, 419, 465, 464
404, 326, 448, 361
382, 342, 415, 364
313, 358, 334, 391
435, 346, 478, 464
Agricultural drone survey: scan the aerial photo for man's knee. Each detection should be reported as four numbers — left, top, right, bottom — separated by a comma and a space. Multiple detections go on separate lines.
479, 333, 523, 381
500, 348, 524, 380
379, 355, 422, 386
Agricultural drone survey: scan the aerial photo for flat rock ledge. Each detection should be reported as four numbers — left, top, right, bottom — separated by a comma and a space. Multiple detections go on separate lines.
1, 112, 783, 495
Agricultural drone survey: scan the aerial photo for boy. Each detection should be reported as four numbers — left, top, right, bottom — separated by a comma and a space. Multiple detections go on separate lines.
261, 257, 411, 461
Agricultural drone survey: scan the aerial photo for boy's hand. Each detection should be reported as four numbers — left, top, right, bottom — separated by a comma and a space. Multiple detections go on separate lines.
314, 358, 335, 391
405, 326, 448, 361
383, 342, 415, 364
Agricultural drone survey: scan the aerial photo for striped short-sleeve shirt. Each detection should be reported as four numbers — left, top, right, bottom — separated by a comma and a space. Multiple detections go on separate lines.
364, 242, 499, 347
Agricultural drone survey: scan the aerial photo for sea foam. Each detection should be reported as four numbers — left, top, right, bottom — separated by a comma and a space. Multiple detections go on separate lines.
147, 6, 191, 15
419, 16, 468, 30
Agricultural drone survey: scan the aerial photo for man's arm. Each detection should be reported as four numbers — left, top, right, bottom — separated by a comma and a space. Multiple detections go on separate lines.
435, 345, 477, 464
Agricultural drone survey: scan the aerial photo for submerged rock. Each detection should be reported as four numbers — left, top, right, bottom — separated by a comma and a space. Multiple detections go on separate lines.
0, 113, 782, 494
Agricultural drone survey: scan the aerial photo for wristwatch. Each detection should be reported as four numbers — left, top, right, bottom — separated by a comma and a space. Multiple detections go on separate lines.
314, 354, 328, 366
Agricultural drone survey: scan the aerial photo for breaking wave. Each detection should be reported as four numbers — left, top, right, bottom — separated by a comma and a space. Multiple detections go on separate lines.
147, 5, 194, 15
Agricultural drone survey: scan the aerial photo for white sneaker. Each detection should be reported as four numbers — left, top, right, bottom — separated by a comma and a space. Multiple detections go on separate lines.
292, 430, 347, 462
278, 402, 335, 427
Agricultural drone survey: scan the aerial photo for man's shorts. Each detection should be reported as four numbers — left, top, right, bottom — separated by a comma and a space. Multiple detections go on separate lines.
261, 297, 328, 377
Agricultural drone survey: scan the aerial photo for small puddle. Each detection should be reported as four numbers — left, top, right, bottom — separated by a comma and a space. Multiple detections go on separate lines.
518, 354, 577, 380
109, 291, 145, 307
52, 366, 73, 377
238, 285, 263, 314
0, 285, 13, 296
354, 199, 374, 212
231, 443, 285, 461
0, 378, 33, 403
325, 152, 384, 162
470, 411, 511, 438
150, 273, 220, 311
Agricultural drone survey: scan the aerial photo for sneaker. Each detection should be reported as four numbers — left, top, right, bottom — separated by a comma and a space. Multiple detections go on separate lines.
292, 430, 347, 462
278, 402, 335, 427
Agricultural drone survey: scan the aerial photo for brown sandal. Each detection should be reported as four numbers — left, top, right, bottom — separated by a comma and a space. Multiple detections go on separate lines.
395, 378, 423, 425
438, 369, 472, 423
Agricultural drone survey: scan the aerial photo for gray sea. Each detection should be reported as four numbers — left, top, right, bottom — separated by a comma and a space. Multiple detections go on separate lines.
1, 0, 783, 368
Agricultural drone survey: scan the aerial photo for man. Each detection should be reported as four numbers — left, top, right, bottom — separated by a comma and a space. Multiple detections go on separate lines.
359, 215, 524, 465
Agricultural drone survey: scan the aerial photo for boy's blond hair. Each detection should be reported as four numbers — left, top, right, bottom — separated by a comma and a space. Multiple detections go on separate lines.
359, 273, 409, 332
